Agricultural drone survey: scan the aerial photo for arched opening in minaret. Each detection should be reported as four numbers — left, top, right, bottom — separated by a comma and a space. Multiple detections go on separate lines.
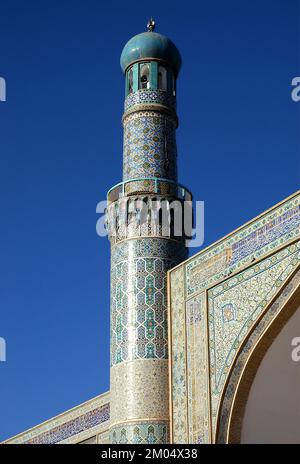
158, 65, 167, 91
139, 63, 150, 90
128, 67, 133, 94
226, 286, 300, 444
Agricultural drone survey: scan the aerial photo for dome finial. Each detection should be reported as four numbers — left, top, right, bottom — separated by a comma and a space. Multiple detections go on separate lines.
147, 18, 155, 32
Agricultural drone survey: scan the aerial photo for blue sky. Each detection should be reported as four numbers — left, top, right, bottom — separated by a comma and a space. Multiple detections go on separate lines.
0, 0, 299, 440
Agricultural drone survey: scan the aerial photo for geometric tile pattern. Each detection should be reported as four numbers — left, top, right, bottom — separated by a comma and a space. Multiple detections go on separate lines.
108, 227, 185, 440
111, 238, 187, 366
109, 235, 186, 443
111, 422, 169, 444
123, 112, 177, 181
125, 89, 176, 112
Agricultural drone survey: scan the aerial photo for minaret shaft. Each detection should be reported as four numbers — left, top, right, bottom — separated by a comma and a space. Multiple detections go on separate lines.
107, 28, 191, 444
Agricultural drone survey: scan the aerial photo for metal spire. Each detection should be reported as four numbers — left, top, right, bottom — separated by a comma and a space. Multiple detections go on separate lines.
147, 18, 155, 32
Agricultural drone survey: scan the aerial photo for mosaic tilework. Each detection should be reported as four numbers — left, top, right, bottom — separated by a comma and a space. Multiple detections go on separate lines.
123, 112, 177, 181
125, 89, 176, 112
111, 236, 187, 263
186, 195, 300, 297
22, 406, 110, 444
208, 241, 300, 434
111, 238, 187, 366
169, 191, 300, 444
170, 291, 210, 444
110, 234, 187, 443
111, 422, 168, 444
4, 392, 110, 444
216, 269, 300, 443
170, 266, 188, 444
110, 359, 169, 425
186, 293, 210, 444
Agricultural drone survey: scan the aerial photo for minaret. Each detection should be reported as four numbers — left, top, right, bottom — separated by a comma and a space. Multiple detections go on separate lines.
106, 21, 192, 444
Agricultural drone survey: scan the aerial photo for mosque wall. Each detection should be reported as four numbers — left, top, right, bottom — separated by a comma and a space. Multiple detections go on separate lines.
169, 191, 300, 443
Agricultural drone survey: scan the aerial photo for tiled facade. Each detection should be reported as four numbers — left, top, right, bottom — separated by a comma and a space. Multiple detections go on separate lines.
3, 392, 110, 444
169, 191, 300, 443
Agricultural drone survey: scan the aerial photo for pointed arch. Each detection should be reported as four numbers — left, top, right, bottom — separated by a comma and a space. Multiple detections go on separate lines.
215, 267, 300, 443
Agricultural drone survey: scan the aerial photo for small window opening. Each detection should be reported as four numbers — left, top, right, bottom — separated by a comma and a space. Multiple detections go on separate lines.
139, 64, 150, 89
128, 68, 133, 94
158, 65, 167, 91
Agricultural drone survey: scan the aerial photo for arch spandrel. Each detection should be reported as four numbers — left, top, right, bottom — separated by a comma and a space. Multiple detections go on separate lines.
216, 269, 300, 443
208, 243, 300, 437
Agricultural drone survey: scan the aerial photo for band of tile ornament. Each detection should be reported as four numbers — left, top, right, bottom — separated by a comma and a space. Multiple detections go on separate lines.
23, 404, 110, 444
124, 89, 176, 112
111, 422, 169, 444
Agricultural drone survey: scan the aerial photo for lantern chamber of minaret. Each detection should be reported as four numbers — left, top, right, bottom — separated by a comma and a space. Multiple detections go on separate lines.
106, 22, 192, 444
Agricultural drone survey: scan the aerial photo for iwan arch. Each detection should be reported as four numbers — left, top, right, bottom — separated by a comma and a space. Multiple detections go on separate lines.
169, 191, 300, 444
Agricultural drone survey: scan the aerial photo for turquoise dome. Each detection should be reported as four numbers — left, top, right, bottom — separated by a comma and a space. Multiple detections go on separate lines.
120, 32, 182, 75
